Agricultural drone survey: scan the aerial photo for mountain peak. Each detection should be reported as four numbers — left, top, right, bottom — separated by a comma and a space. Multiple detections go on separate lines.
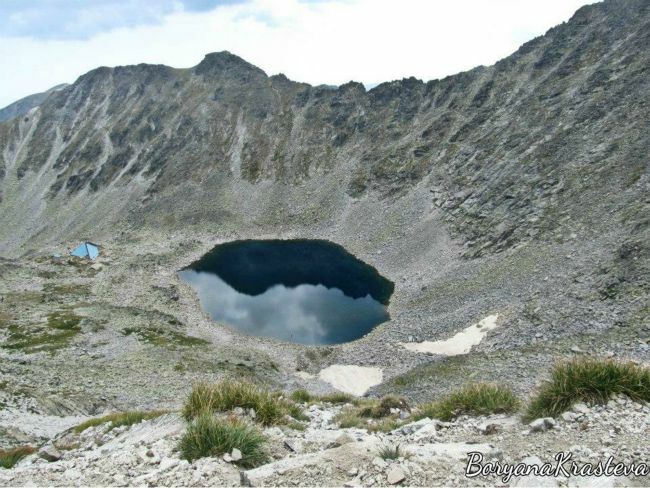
194, 51, 266, 78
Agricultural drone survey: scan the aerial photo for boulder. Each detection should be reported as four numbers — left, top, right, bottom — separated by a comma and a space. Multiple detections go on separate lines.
386, 467, 406, 485
529, 417, 556, 432
572, 403, 590, 414
284, 439, 302, 453
38, 445, 62, 462
327, 433, 353, 448
561, 411, 577, 422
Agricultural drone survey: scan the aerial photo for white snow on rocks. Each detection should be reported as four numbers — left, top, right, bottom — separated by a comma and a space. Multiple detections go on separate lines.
318, 365, 383, 396
401, 313, 499, 355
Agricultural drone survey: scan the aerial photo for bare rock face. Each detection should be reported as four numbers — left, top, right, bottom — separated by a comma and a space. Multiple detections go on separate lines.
0, 0, 648, 263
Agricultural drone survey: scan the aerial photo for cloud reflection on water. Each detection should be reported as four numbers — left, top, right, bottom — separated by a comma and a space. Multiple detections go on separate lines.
179, 270, 389, 345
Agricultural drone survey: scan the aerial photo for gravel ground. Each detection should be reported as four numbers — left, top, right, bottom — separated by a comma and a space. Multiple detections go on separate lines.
0, 395, 647, 486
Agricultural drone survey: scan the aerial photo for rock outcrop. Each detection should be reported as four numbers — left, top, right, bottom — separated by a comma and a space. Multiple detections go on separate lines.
0, 0, 647, 261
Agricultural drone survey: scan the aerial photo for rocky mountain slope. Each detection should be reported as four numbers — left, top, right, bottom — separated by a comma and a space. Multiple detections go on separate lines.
0, 84, 68, 124
0, 1, 648, 485
0, 0, 647, 258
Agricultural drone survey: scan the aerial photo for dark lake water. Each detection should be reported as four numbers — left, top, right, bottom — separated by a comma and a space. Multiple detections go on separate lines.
178, 240, 394, 345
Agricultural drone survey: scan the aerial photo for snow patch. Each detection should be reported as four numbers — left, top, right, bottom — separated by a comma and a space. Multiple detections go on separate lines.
401, 314, 499, 356
318, 365, 383, 396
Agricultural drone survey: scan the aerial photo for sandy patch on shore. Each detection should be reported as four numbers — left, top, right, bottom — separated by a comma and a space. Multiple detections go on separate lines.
401, 314, 499, 356
318, 365, 383, 396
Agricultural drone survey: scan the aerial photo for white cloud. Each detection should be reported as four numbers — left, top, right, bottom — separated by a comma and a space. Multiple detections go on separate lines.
0, 0, 598, 107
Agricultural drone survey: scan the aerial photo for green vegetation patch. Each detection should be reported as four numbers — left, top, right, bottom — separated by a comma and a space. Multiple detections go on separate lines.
525, 358, 650, 421
121, 326, 209, 348
2, 310, 83, 354
415, 383, 519, 421
317, 392, 354, 405
183, 381, 304, 426
290, 389, 312, 403
0, 446, 36, 469
42, 283, 91, 297
377, 444, 404, 461
289, 389, 362, 406
334, 407, 402, 433
179, 413, 268, 468
384, 355, 475, 392
73, 410, 168, 434
332, 395, 408, 433
47, 311, 82, 330
358, 395, 409, 419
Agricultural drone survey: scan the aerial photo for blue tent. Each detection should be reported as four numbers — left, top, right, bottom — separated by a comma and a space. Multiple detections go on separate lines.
70, 242, 100, 260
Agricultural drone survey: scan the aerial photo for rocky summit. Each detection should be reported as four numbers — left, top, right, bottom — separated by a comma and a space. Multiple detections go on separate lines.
0, 0, 648, 486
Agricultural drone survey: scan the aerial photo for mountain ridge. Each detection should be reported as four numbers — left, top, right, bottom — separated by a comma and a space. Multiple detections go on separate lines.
0, 0, 648, 259
0, 83, 69, 123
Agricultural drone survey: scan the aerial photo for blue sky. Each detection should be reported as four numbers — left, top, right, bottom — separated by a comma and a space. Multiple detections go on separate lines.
0, 0, 597, 108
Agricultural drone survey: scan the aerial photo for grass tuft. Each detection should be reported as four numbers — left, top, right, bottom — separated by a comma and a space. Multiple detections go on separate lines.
0, 446, 36, 469
318, 392, 354, 404
285, 403, 309, 422
73, 410, 168, 434
377, 444, 403, 460
179, 413, 268, 468
525, 358, 650, 420
290, 389, 312, 403
183, 381, 302, 426
359, 395, 409, 418
415, 383, 519, 421
334, 407, 402, 432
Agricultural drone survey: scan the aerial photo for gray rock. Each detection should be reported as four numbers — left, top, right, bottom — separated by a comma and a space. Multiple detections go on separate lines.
328, 433, 353, 448
158, 457, 179, 472
572, 403, 591, 414
561, 411, 577, 422
284, 439, 302, 453
386, 467, 406, 485
395, 417, 432, 435
477, 422, 501, 435
343, 479, 362, 488
38, 445, 62, 462
230, 448, 242, 462
529, 417, 556, 432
